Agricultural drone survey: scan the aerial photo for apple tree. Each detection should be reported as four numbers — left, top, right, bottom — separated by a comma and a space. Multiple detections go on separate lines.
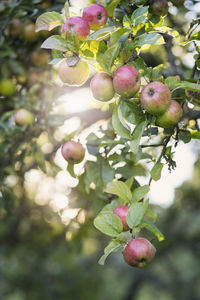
1, 0, 200, 271
33, 0, 200, 268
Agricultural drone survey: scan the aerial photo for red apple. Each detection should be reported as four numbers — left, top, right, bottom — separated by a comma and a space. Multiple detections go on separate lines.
123, 238, 155, 268
82, 4, 108, 31
113, 65, 141, 98
151, 0, 168, 16
113, 206, 129, 231
62, 17, 90, 42
156, 100, 182, 128
58, 59, 89, 86
170, 0, 185, 6
90, 73, 115, 102
62, 141, 85, 164
14, 109, 34, 126
140, 81, 171, 115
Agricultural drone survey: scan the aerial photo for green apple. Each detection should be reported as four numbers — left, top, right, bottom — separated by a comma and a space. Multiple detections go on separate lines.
156, 100, 182, 128
58, 59, 89, 86
14, 109, 34, 126
90, 73, 115, 101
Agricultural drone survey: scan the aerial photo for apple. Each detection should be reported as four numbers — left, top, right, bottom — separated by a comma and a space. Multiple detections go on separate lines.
113, 65, 141, 98
82, 4, 108, 31
140, 81, 171, 115
170, 0, 185, 7
62, 17, 90, 42
58, 59, 89, 86
123, 238, 155, 268
156, 100, 182, 128
113, 206, 129, 231
61, 141, 85, 164
0, 79, 17, 97
10, 18, 23, 37
14, 109, 34, 126
90, 73, 115, 102
27, 71, 43, 86
23, 23, 38, 42
31, 50, 49, 67
151, 0, 168, 16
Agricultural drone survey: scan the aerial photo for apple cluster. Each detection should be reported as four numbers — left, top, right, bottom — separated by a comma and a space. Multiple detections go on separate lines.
58, 4, 108, 86
42, 2, 187, 268
113, 205, 155, 267
90, 68, 182, 129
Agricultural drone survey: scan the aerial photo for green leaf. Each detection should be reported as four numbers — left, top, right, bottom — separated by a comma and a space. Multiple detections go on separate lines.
112, 105, 131, 140
179, 130, 192, 143
86, 161, 114, 189
34, 150, 46, 173
144, 208, 157, 223
105, 181, 132, 203
101, 199, 121, 212
190, 130, 200, 139
178, 81, 200, 92
165, 76, 181, 90
86, 133, 99, 155
142, 220, 164, 241
101, 42, 121, 72
94, 212, 123, 237
117, 104, 131, 131
130, 121, 147, 154
98, 240, 122, 265
125, 177, 134, 189
67, 163, 76, 178
136, 33, 165, 47
41, 35, 76, 52
106, 0, 120, 17
132, 185, 150, 202
126, 199, 149, 228
110, 28, 131, 45
102, 163, 115, 186
119, 101, 145, 125
88, 26, 116, 41
150, 162, 164, 181
35, 12, 64, 32
131, 6, 149, 28
49, 58, 63, 65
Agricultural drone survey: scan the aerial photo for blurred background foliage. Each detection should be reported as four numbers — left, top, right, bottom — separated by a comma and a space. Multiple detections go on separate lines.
0, 0, 200, 299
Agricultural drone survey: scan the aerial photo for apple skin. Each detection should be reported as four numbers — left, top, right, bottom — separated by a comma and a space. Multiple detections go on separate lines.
123, 238, 155, 268
62, 17, 90, 42
31, 50, 49, 67
10, 18, 23, 37
0, 79, 17, 97
113, 65, 141, 98
61, 141, 85, 164
151, 0, 168, 16
113, 206, 129, 231
156, 100, 182, 128
23, 23, 38, 42
140, 81, 171, 116
14, 109, 34, 126
90, 73, 115, 102
170, 0, 185, 7
58, 59, 89, 86
82, 4, 108, 31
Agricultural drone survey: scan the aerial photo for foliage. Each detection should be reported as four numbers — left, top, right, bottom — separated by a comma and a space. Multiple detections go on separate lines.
0, 1, 200, 297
